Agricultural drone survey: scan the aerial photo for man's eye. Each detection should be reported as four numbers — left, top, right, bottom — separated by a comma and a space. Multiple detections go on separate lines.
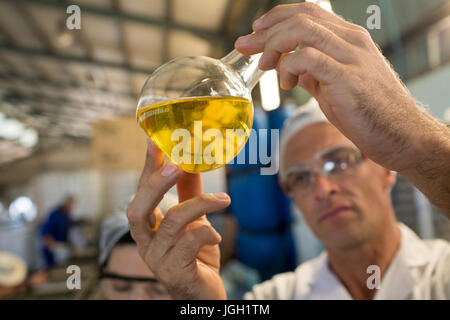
293, 172, 310, 185
325, 158, 349, 173
150, 283, 168, 295
323, 161, 336, 173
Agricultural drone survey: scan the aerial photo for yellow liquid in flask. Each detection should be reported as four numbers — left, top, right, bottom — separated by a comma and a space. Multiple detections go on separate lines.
137, 96, 253, 173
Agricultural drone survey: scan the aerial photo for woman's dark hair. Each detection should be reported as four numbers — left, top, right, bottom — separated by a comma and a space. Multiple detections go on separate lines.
100, 231, 136, 272
115, 231, 135, 246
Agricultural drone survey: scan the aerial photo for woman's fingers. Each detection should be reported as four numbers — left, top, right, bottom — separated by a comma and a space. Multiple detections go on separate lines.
165, 225, 222, 270
148, 192, 230, 263
138, 139, 165, 190
177, 172, 203, 202
127, 162, 182, 246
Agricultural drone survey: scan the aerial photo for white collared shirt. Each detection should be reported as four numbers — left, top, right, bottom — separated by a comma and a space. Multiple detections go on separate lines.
244, 223, 450, 300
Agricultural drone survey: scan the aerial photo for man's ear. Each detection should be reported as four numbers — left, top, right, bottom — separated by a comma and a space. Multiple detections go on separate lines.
385, 169, 397, 190
278, 179, 289, 196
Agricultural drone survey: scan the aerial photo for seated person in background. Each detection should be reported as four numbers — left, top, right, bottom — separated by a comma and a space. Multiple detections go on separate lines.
97, 194, 176, 300
40, 195, 75, 269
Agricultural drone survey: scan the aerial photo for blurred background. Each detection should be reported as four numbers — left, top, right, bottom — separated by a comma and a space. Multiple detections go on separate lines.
0, 0, 449, 299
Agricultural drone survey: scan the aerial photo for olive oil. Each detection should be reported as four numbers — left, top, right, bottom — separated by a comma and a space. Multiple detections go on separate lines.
137, 96, 253, 173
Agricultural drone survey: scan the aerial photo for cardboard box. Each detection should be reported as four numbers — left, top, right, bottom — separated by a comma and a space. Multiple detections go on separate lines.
91, 117, 147, 171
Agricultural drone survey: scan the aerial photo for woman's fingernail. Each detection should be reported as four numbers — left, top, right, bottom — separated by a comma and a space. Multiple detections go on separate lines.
161, 163, 178, 177
214, 192, 230, 201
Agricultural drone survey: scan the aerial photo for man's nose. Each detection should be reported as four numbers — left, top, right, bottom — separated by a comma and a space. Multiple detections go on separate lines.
312, 172, 339, 199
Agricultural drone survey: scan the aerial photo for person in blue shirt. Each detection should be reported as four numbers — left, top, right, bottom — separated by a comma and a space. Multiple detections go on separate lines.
40, 196, 75, 269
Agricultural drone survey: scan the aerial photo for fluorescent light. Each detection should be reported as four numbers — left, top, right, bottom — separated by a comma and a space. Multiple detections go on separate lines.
444, 107, 450, 123
259, 70, 280, 111
9, 196, 37, 222
306, 0, 333, 12
0, 113, 39, 147
19, 128, 38, 148
0, 118, 24, 140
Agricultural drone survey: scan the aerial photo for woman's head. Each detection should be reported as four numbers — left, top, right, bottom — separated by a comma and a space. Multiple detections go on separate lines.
100, 232, 171, 300
99, 213, 172, 300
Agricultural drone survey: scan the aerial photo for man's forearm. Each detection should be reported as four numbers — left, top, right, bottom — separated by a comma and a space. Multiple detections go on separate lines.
398, 108, 450, 218
351, 91, 450, 218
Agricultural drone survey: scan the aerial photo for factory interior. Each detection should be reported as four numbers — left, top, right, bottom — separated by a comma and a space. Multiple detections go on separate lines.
0, 0, 449, 300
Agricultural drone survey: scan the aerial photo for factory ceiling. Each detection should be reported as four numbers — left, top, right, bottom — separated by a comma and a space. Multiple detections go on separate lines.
0, 0, 448, 166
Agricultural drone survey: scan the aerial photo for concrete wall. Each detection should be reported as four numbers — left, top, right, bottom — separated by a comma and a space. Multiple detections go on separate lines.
0, 141, 228, 222
407, 62, 450, 122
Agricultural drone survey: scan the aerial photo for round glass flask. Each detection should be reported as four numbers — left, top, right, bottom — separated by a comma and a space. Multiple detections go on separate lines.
136, 49, 264, 173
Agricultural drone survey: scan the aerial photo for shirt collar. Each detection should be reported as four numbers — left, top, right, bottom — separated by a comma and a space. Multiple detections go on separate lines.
304, 223, 428, 299
395, 223, 430, 267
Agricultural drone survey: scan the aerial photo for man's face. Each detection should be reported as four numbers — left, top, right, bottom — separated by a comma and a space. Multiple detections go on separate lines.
281, 123, 396, 250
63, 197, 75, 213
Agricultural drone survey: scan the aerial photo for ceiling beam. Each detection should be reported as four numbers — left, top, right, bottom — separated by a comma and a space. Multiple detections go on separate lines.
60, 0, 94, 60
2, 0, 225, 47
0, 5, 50, 80
162, 0, 173, 63
111, 0, 134, 95
232, 0, 275, 38
217, 0, 238, 53
15, 2, 94, 86
2, 90, 133, 123
15, 2, 55, 51
112, 0, 131, 64
0, 42, 154, 74
381, 1, 450, 57
0, 72, 136, 98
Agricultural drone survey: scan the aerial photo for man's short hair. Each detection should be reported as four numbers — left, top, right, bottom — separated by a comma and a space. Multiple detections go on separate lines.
279, 98, 329, 172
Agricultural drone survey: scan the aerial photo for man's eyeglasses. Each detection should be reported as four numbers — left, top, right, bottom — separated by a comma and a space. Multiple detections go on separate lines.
280, 146, 366, 196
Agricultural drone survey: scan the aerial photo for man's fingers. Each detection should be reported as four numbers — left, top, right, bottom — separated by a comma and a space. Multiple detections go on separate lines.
127, 162, 182, 246
138, 139, 165, 190
278, 47, 345, 89
252, 2, 356, 32
236, 14, 354, 70
177, 172, 202, 202
166, 225, 222, 269
149, 192, 230, 261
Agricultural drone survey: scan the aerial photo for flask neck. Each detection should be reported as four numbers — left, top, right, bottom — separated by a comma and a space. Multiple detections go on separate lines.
220, 49, 265, 91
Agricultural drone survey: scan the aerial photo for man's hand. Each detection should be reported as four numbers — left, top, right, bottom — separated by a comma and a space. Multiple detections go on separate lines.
235, 2, 450, 215
127, 140, 230, 299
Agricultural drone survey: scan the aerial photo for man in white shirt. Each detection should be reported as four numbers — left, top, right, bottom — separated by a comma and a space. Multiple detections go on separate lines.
244, 99, 450, 300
